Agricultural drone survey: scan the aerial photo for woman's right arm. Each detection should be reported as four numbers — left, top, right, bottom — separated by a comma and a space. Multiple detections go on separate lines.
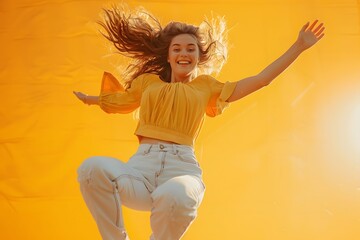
73, 72, 146, 113
73, 91, 99, 105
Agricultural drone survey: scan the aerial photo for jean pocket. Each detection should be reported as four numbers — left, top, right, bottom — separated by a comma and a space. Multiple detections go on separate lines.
175, 151, 199, 166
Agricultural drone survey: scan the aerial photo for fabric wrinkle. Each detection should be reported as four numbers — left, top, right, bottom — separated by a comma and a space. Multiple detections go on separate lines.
99, 73, 236, 145
78, 143, 205, 240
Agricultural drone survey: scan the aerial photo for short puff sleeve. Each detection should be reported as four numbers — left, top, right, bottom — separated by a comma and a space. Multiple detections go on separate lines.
205, 75, 237, 117
99, 72, 143, 114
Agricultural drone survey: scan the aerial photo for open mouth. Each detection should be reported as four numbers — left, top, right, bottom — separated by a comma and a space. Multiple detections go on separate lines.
177, 60, 191, 65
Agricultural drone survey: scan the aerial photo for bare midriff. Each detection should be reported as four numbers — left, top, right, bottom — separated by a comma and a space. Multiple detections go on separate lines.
139, 136, 179, 145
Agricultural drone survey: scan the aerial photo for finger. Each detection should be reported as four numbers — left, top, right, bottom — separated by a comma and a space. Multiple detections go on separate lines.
313, 23, 323, 33
73, 91, 83, 99
315, 27, 325, 37
317, 33, 325, 40
308, 20, 318, 31
300, 22, 310, 32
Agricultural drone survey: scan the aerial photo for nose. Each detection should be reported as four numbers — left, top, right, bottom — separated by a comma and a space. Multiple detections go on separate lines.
180, 49, 187, 56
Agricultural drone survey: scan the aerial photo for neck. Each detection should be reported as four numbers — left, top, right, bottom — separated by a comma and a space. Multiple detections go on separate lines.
171, 76, 190, 83
171, 72, 196, 83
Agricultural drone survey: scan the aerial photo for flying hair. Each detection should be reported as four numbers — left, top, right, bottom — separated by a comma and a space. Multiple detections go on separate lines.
98, 4, 228, 88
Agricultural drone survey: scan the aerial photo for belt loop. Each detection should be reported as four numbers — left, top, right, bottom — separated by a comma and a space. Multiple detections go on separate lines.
172, 144, 178, 155
148, 144, 153, 153
143, 144, 153, 154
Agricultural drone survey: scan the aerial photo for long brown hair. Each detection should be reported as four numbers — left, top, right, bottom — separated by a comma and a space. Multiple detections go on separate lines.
98, 4, 228, 88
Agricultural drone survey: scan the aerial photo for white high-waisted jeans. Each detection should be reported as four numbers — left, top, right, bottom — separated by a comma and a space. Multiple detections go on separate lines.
77, 143, 205, 240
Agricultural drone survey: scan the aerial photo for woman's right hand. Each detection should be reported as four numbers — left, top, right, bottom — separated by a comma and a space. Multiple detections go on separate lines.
73, 91, 89, 105
73, 91, 100, 106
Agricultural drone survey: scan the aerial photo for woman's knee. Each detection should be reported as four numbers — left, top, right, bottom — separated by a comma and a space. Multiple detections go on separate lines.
77, 156, 123, 184
153, 177, 204, 208
77, 156, 102, 175
152, 186, 199, 218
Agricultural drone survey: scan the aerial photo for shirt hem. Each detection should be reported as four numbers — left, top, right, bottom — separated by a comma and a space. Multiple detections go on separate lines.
135, 125, 194, 146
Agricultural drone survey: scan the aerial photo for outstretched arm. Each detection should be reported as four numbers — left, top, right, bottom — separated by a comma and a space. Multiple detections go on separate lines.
73, 91, 99, 105
227, 20, 325, 103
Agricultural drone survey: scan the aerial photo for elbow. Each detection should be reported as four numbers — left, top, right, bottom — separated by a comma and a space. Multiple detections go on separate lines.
257, 74, 273, 87
262, 79, 272, 87
257, 70, 281, 87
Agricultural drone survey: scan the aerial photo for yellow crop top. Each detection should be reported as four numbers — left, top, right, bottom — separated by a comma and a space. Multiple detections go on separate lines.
99, 72, 237, 146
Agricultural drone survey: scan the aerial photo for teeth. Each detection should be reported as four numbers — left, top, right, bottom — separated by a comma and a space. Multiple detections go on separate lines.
178, 61, 190, 64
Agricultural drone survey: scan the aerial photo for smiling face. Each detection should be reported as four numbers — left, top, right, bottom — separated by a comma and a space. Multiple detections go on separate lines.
167, 34, 200, 83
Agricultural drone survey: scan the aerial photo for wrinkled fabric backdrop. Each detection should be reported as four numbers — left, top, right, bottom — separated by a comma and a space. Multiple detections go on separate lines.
1, 0, 359, 239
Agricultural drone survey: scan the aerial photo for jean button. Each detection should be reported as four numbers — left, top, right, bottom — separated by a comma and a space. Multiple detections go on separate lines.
159, 144, 164, 149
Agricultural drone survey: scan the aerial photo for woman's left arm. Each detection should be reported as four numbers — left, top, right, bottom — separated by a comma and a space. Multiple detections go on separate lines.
227, 20, 325, 103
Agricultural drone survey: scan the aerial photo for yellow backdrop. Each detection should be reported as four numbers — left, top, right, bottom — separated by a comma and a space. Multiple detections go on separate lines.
1, 0, 359, 239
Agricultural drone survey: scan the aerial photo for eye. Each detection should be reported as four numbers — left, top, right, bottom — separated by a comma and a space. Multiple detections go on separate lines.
188, 48, 195, 52
173, 48, 180, 52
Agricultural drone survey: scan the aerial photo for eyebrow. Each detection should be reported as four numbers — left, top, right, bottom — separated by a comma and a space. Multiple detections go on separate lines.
171, 43, 196, 47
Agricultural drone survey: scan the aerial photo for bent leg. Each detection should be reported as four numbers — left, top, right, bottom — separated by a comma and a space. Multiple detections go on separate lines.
77, 156, 152, 240
150, 176, 205, 240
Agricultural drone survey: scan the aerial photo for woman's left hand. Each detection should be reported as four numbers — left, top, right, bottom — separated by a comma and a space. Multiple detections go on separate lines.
297, 20, 325, 51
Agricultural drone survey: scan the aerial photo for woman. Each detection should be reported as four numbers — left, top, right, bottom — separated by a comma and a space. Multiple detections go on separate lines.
74, 5, 325, 240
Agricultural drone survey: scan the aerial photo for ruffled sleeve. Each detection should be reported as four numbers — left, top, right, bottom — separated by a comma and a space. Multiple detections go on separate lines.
205, 75, 237, 117
98, 72, 143, 114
